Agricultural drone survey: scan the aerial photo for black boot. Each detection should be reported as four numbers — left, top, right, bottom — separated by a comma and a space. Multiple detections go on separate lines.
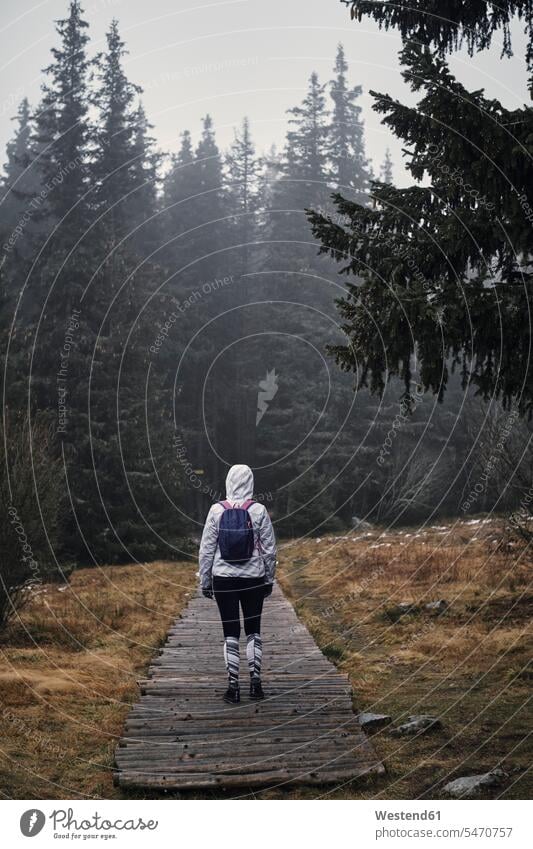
249, 676, 265, 700
223, 681, 240, 704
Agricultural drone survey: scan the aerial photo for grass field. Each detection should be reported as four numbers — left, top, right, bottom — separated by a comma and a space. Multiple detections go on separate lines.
0, 517, 531, 799
0, 561, 196, 799
278, 517, 532, 799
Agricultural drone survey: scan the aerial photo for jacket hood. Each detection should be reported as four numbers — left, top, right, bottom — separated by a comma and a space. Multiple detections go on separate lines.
225, 464, 254, 503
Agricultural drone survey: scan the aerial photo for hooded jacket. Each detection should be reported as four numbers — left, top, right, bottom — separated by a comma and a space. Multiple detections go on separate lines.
198, 464, 276, 590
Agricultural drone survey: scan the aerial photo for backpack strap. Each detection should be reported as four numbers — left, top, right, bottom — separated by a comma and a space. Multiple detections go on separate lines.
218, 499, 255, 510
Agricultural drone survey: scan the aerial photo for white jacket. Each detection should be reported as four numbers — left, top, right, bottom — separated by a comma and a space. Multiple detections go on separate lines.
198, 464, 277, 590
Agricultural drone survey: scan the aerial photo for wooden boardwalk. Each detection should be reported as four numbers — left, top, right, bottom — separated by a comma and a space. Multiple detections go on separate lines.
115, 585, 384, 792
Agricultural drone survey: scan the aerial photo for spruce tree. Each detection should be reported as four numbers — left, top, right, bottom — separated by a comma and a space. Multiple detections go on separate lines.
268, 71, 331, 283
81, 35, 181, 561
24, 0, 94, 413
29, 0, 93, 340
344, 1, 533, 91
128, 102, 161, 257
310, 4, 533, 415
162, 129, 198, 273
33, 0, 92, 229
77, 250, 186, 562
163, 130, 195, 209
92, 19, 141, 246
224, 117, 263, 461
225, 116, 260, 270
0, 99, 44, 260
160, 116, 232, 502
2, 2, 96, 564
226, 118, 259, 219
193, 115, 244, 466
328, 44, 371, 202
257, 144, 282, 217
194, 114, 227, 248
379, 148, 393, 184
21, 3, 184, 563
286, 72, 329, 207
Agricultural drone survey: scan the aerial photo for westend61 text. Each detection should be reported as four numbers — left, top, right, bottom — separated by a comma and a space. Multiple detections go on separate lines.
375, 809, 441, 821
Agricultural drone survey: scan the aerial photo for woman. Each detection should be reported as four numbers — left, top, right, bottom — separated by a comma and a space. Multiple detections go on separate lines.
199, 464, 277, 704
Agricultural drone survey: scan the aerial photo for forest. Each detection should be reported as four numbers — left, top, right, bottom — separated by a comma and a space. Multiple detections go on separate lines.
1, 0, 532, 594
0, 0, 531, 806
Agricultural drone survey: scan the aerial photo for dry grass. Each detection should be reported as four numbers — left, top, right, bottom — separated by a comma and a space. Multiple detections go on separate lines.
0, 560, 196, 799
277, 517, 532, 799
0, 517, 530, 800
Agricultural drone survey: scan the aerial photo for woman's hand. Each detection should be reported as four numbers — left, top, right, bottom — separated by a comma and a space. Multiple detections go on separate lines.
263, 583, 273, 597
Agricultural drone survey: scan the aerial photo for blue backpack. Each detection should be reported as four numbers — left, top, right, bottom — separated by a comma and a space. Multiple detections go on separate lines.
218, 499, 255, 565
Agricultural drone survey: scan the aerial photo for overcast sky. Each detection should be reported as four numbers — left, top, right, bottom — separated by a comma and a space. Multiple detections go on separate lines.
0, 0, 529, 185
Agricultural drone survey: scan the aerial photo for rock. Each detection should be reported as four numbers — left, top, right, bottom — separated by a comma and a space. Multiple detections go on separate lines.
386, 602, 419, 620
391, 714, 441, 736
357, 712, 392, 732
443, 769, 507, 798
425, 599, 448, 613
351, 516, 372, 531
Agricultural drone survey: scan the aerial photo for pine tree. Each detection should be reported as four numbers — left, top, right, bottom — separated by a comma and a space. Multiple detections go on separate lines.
3, 3, 97, 563
19, 3, 186, 563
286, 72, 329, 204
92, 19, 141, 245
26, 0, 94, 415
128, 102, 161, 257
257, 144, 281, 215
268, 71, 331, 281
226, 118, 259, 219
72, 249, 187, 562
379, 147, 393, 184
164, 129, 195, 206
29, 0, 93, 334
250, 64, 368, 514
171, 116, 228, 317
194, 114, 227, 248
343, 1, 533, 91
161, 116, 232, 499
33, 0, 92, 228
225, 116, 260, 267
329, 43, 371, 202
162, 129, 197, 273
194, 114, 248, 465
223, 118, 263, 461
0, 99, 44, 260
0, 251, 11, 364
310, 5, 533, 415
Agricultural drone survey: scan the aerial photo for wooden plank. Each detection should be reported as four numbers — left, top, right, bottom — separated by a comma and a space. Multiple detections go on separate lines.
114, 584, 384, 792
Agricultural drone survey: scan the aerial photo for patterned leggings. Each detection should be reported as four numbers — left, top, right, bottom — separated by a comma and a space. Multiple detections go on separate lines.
213, 576, 265, 684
